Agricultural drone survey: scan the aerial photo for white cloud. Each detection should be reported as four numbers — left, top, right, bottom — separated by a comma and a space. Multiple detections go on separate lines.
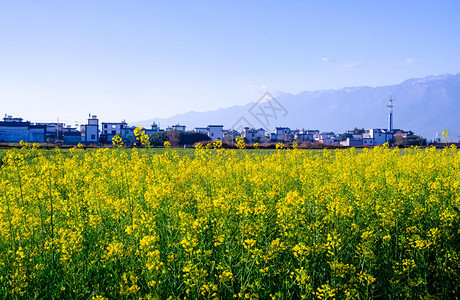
321, 57, 340, 63
322, 57, 360, 68
343, 62, 361, 69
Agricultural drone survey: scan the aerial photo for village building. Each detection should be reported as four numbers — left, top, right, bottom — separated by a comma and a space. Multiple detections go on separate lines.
223, 129, 240, 142
165, 124, 185, 132
35, 122, 66, 142
272, 127, 292, 142
194, 127, 208, 134
207, 125, 224, 140
362, 129, 394, 145
294, 129, 319, 142
80, 115, 99, 144
241, 127, 266, 143
149, 122, 160, 134
0, 115, 46, 143
100, 121, 128, 143
116, 122, 161, 144
62, 127, 82, 145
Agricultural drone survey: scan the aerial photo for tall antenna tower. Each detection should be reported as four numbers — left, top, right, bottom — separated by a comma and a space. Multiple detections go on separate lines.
387, 95, 394, 131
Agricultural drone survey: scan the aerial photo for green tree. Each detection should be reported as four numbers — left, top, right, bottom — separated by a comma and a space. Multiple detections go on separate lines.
337, 132, 352, 141
392, 131, 427, 147
405, 135, 427, 146
166, 130, 180, 147
178, 131, 211, 145
353, 127, 365, 135
148, 131, 211, 147
149, 132, 167, 147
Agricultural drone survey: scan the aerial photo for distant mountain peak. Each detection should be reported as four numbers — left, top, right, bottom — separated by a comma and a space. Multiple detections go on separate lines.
134, 73, 460, 140
403, 73, 455, 85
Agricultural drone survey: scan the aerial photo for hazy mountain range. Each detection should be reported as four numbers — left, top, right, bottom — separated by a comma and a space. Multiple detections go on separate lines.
135, 73, 460, 140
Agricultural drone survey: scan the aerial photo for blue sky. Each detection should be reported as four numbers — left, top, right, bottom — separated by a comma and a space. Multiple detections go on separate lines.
1, 0, 459, 126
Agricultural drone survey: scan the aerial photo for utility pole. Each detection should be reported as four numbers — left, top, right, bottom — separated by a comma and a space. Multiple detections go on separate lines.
387, 95, 394, 132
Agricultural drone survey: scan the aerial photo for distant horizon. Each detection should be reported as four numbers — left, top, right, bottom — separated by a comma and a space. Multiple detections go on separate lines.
2, 71, 458, 126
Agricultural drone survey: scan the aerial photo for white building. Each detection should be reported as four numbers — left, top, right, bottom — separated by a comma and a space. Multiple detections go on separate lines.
81, 115, 99, 144
102, 121, 127, 136
340, 128, 398, 147
295, 129, 319, 142
274, 127, 291, 142
207, 125, 224, 141
362, 129, 394, 145
340, 138, 363, 147
100, 121, 128, 143
241, 127, 266, 143
171, 124, 186, 132
314, 132, 336, 141
194, 127, 208, 134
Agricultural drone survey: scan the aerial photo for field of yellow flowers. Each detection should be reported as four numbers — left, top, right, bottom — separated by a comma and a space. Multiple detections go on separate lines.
0, 144, 459, 299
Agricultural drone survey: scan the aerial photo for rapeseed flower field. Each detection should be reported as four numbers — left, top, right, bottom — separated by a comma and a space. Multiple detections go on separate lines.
0, 144, 459, 299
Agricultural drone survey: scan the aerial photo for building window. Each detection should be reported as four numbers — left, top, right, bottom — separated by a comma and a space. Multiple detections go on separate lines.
104, 124, 107, 128
112, 125, 117, 129
112, 130, 116, 134
91, 134, 96, 140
